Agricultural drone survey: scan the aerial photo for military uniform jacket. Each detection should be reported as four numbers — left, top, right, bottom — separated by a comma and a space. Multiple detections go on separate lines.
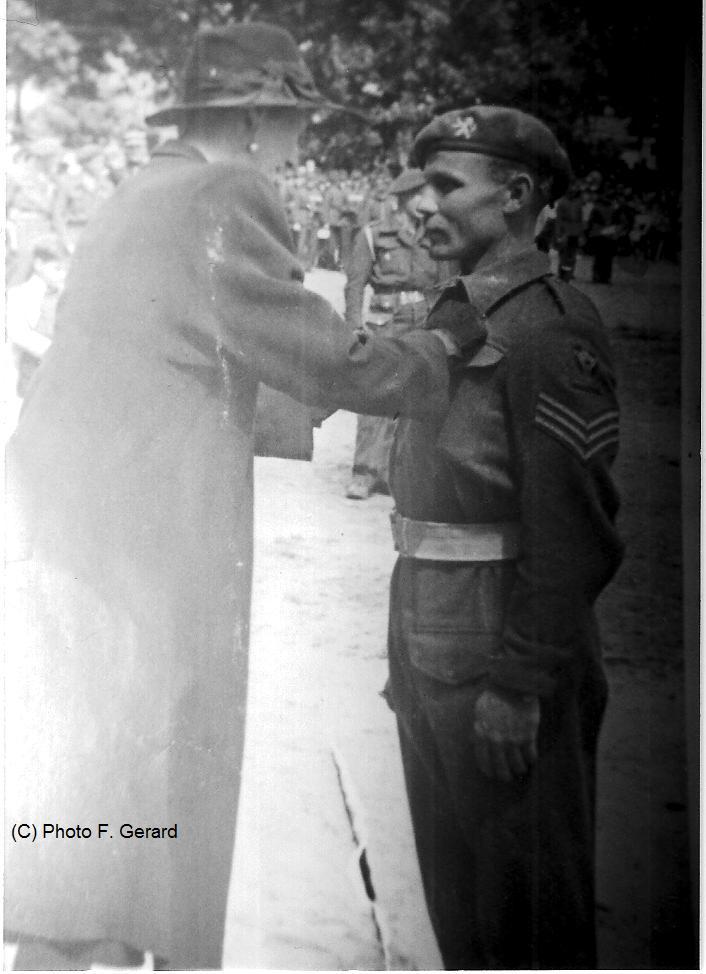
555, 195, 584, 239
344, 216, 451, 330
391, 249, 623, 697
4, 141, 457, 968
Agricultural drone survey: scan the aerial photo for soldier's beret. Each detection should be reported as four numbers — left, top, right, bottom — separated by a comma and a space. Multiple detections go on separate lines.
387, 168, 426, 196
412, 105, 572, 201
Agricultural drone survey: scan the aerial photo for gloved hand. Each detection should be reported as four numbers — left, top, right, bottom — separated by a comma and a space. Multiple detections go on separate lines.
473, 687, 540, 783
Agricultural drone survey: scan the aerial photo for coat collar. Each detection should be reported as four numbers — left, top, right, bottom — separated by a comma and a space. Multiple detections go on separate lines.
458, 248, 551, 316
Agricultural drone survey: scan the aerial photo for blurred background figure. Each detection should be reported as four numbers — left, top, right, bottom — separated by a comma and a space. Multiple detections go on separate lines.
6, 237, 66, 398
586, 191, 619, 283
123, 125, 151, 173
343, 167, 457, 500
555, 183, 585, 281
6, 137, 63, 283
534, 198, 556, 254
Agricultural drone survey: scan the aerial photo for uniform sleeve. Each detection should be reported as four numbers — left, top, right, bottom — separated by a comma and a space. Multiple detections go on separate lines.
343, 229, 374, 330
191, 167, 466, 420
487, 315, 624, 697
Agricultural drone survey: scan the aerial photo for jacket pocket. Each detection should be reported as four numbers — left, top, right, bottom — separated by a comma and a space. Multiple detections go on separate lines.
373, 239, 412, 281
405, 560, 516, 685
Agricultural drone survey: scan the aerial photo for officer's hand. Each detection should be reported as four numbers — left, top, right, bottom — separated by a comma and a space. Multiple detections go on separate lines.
473, 688, 540, 783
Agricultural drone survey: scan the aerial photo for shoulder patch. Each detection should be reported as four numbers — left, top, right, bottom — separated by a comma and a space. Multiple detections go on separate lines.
574, 345, 598, 375
534, 392, 619, 462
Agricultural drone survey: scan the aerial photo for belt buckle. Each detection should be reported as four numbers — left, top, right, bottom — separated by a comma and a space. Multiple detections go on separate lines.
390, 511, 401, 552
391, 511, 413, 556
400, 515, 421, 557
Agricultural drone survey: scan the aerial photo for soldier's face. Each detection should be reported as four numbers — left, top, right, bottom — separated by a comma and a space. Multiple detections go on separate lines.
418, 151, 507, 271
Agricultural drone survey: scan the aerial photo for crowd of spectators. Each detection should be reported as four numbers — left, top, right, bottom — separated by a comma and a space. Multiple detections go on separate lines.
537, 168, 680, 284
6, 127, 682, 300
6, 129, 152, 286
3, 127, 683, 409
275, 166, 398, 272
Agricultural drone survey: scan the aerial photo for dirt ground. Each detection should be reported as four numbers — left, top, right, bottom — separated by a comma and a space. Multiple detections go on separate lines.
223, 257, 695, 971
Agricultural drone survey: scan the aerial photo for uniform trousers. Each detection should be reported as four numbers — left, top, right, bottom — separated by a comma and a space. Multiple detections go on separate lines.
557, 235, 580, 280
387, 564, 608, 970
351, 414, 395, 488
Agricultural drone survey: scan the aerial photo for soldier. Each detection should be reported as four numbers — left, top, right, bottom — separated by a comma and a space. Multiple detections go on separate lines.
6, 138, 63, 281
6, 237, 66, 397
587, 191, 619, 283
53, 144, 115, 254
344, 168, 457, 499
384, 105, 623, 968
4, 24, 480, 972
123, 126, 151, 173
323, 174, 346, 266
555, 182, 585, 280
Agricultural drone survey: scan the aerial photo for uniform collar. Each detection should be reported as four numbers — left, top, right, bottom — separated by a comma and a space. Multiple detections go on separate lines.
458, 248, 551, 316
151, 139, 208, 163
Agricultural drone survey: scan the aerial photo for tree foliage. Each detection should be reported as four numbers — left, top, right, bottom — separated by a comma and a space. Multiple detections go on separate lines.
7, 0, 686, 176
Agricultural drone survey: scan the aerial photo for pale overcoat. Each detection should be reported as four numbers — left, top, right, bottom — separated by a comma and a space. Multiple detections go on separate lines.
4, 141, 459, 969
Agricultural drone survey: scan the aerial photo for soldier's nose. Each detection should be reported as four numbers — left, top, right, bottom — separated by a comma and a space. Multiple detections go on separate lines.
417, 184, 438, 216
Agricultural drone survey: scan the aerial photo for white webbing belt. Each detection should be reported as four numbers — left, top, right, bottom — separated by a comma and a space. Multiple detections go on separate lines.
398, 290, 424, 305
390, 512, 521, 561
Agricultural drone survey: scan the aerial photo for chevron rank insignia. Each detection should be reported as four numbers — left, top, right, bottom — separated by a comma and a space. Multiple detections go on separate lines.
534, 392, 619, 462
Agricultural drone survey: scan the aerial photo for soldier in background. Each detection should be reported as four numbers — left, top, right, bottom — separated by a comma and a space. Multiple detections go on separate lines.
6, 137, 63, 282
344, 168, 457, 499
6, 238, 66, 397
555, 182, 585, 280
53, 144, 115, 254
123, 126, 151, 173
323, 173, 346, 266
586, 191, 619, 283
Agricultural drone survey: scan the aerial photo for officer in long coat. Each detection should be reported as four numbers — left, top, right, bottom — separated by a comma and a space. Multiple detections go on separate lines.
4, 26, 480, 971
384, 106, 624, 968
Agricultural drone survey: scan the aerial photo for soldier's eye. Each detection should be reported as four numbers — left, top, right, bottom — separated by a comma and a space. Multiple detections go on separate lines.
431, 176, 461, 195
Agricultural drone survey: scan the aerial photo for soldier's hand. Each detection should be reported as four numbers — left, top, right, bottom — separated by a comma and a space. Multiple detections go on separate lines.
473, 688, 540, 783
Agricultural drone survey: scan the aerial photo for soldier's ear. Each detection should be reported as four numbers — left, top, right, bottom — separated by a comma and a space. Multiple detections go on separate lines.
503, 172, 534, 215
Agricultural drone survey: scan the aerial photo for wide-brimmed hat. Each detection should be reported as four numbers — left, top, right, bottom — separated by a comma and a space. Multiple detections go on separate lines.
146, 23, 344, 126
